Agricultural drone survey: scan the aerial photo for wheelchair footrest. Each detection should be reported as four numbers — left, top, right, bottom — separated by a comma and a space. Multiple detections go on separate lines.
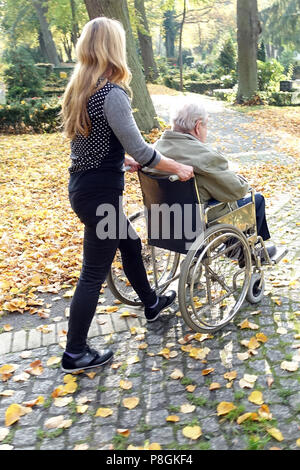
263, 246, 288, 265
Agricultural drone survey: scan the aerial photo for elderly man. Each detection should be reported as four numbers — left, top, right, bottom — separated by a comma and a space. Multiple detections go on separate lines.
148, 99, 276, 263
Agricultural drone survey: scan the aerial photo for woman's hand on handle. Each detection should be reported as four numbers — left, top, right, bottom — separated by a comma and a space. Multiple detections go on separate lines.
124, 155, 141, 172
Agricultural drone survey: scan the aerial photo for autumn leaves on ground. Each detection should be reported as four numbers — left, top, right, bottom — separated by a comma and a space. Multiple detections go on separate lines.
0, 90, 300, 449
0, 95, 299, 318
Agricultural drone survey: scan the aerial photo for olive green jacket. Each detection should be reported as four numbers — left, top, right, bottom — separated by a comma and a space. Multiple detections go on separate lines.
149, 130, 249, 221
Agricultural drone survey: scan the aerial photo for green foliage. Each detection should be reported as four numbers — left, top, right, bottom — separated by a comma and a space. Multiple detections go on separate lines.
257, 59, 286, 93
156, 56, 170, 75
257, 41, 266, 62
269, 91, 300, 106
0, 0, 39, 46
0, 97, 62, 133
184, 79, 223, 94
186, 394, 207, 407
162, 8, 180, 58
260, 0, 300, 50
217, 38, 236, 74
3, 46, 45, 100
160, 65, 225, 95
213, 88, 236, 103
278, 49, 297, 74
179, 50, 194, 67
246, 434, 271, 451
219, 70, 237, 88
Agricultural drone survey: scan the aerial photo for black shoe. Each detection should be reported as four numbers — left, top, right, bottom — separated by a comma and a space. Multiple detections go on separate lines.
61, 345, 113, 373
145, 290, 176, 322
225, 238, 242, 260
238, 244, 277, 268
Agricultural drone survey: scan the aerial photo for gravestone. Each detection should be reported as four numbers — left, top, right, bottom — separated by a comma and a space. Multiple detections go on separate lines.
0, 85, 6, 105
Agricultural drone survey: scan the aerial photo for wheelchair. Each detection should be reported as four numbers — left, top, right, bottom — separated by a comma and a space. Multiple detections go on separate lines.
107, 171, 288, 333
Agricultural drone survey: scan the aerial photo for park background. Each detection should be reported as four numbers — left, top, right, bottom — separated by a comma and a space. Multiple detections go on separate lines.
0, 0, 300, 451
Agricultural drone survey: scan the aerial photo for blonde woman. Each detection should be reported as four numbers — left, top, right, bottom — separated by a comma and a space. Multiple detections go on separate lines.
61, 17, 193, 373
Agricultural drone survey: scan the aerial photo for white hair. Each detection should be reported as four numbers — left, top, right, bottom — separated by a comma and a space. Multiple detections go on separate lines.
170, 99, 208, 133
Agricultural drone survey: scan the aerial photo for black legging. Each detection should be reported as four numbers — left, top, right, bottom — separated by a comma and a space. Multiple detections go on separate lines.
67, 188, 157, 353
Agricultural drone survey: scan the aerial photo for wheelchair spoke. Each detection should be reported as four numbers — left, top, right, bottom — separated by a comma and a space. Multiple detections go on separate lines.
179, 226, 251, 332
206, 265, 233, 295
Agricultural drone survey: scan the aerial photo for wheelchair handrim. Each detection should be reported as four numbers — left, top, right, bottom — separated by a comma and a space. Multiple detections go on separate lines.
178, 225, 252, 332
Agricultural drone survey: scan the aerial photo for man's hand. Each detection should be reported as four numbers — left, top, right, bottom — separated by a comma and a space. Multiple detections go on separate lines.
124, 155, 141, 172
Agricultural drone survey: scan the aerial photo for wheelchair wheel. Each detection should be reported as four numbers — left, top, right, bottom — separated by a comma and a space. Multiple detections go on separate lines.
246, 272, 265, 304
178, 224, 252, 333
106, 210, 180, 306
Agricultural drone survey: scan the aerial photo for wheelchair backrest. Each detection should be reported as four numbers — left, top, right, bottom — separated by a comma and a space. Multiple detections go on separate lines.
138, 171, 205, 254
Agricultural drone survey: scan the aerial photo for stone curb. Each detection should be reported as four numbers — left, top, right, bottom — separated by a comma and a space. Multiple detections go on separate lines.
0, 311, 147, 357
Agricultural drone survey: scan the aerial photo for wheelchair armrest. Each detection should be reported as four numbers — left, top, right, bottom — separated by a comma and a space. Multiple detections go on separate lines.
204, 201, 231, 217
205, 187, 256, 219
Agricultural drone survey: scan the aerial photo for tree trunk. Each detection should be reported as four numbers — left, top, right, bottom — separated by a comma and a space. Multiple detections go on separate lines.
134, 0, 158, 82
179, 0, 187, 92
163, 9, 177, 58
237, 0, 261, 102
38, 30, 49, 62
63, 36, 73, 62
70, 0, 80, 51
83, 0, 159, 132
32, 0, 60, 66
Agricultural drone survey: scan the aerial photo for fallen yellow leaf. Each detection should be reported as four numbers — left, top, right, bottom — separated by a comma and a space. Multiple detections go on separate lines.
224, 371, 237, 381
22, 396, 44, 408
248, 390, 264, 405
63, 374, 77, 383
46, 356, 61, 366
247, 337, 261, 349
180, 403, 196, 414
182, 425, 202, 440
122, 397, 139, 409
239, 319, 259, 330
119, 380, 132, 390
256, 332, 268, 343
5, 404, 24, 426
170, 369, 184, 380
217, 402, 237, 416
3, 324, 13, 332
76, 405, 89, 414
267, 427, 284, 442
95, 407, 113, 418
166, 415, 180, 423
258, 404, 272, 420
209, 382, 221, 391
117, 429, 130, 437
62, 381, 78, 395
280, 360, 299, 372
237, 412, 259, 424
127, 356, 140, 365
0, 364, 18, 374
54, 396, 73, 408
157, 348, 170, 359
186, 385, 196, 393
147, 443, 162, 450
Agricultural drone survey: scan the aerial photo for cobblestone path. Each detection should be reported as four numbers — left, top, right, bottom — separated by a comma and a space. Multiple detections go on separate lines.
0, 94, 299, 450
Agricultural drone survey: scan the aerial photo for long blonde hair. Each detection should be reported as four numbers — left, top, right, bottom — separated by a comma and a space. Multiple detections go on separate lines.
62, 17, 132, 140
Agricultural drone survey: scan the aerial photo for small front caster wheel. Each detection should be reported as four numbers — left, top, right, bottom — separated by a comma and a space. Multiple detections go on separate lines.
246, 272, 265, 304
